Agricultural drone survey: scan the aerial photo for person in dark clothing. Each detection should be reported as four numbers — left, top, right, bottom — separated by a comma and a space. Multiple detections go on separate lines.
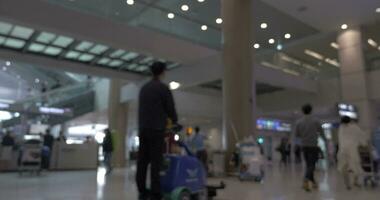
136, 62, 178, 200
295, 104, 326, 192
42, 130, 54, 169
102, 128, 114, 174
1, 131, 15, 147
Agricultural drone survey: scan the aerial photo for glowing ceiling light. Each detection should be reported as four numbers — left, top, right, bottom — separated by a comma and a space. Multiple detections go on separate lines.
260, 23, 268, 29
198, 0, 205, 2
169, 81, 181, 90
126, 0, 134, 5
253, 43, 260, 49
5, 61, 11, 66
284, 33, 291, 39
201, 25, 208, 31
167, 13, 175, 19
368, 38, 378, 48
181, 4, 189, 11
325, 58, 340, 67
376, 8, 380, 13
304, 49, 324, 60
216, 18, 223, 24
276, 44, 283, 50
341, 24, 348, 30
35, 78, 40, 83
268, 38, 275, 44
330, 42, 339, 49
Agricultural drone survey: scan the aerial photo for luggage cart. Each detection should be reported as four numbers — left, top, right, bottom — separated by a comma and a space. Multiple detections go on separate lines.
19, 143, 42, 176
238, 142, 265, 182
359, 146, 379, 187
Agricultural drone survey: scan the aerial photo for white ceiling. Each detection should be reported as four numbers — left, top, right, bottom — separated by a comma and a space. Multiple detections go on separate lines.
261, 0, 380, 32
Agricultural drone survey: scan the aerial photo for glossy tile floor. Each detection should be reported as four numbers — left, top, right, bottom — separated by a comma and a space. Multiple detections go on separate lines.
0, 165, 379, 200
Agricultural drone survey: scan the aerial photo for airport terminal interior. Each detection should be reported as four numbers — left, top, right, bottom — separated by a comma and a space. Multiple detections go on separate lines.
0, 0, 380, 199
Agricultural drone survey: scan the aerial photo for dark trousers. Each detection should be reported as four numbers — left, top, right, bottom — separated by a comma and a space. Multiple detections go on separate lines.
303, 146, 319, 183
136, 130, 165, 200
196, 150, 208, 172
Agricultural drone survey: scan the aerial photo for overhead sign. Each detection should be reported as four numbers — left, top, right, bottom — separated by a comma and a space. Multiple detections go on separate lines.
338, 103, 358, 119
256, 119, 291, 132
39, 107, 71, 115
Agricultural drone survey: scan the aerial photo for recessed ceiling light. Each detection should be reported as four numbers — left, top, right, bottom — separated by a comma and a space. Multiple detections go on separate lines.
35, 78, 40, 83
216, 18, 223, 24
181, 4, 189, 11
169, 81, 181, 90
260, 23, 268, 29
378, 46, 380, 51
341, 24, 348, 30
368, 38, 378, 47
126, 0, 134, 5
167, 13, 175, 19
330, 42, 339, 49
376, 8, 380, 13
201, 25, 208, 31
198, 0, 205, 2
5, 61, 11, 66
284, 33, 291, 39
276, 44, 283, 50
268, 38, 275, 44
253, 43, 260, 49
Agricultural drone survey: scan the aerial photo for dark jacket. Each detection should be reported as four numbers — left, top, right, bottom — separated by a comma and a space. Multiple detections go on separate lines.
102, 134, 114, 153
138, 79, 178, 132
43, 134, 54, 150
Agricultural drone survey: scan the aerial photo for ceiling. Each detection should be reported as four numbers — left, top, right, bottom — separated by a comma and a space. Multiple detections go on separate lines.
200, 80, 283, 95
0, 19, 180, 76
261, 0, 380, 32
43, 0, 318, 49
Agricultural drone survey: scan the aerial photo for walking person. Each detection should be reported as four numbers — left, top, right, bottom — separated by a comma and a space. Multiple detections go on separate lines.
337, 116, 367, 190
42, 129, 54, 170
192, 126, 208, 172
102, 128, 114, 175
136, 62, 178, 200
295, 104, 326, 191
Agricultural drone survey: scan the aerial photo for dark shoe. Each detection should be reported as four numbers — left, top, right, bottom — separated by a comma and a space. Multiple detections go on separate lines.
303, 181, 312, 192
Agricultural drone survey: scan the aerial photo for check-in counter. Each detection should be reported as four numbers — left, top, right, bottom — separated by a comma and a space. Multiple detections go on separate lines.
51, 142, 98, 170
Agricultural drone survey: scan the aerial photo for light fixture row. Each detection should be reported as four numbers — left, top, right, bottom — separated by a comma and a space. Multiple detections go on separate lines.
253, 33, 292, 49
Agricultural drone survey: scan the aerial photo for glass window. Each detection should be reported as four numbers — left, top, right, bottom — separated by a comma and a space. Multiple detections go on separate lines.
36, 32, 56, 44
135, 65, 149, 72
89, 44, 108, 55
121, 52, 139, 61
125, 63, 138, 70
52, 36, 74, 47
140, 56, 154, 64
10, 26, 34, 40
97, 57, 111, 65
4, 38, 26, 49
110, 49, 125, 58
167, 63, 180, 69
78, 53, 95, 62
75, 41, 94, 52
0, 36, 5, 45
44, 46, 62, 56
0, 22, 12, 35
108, 60, 123, 67
28, 43, 46, 53
65, 51, 81, 59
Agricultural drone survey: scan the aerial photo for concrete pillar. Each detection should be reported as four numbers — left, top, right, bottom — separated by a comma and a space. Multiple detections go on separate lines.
108, 79, 128, 167
337, 28, 375, 134
221, 0, 255, 155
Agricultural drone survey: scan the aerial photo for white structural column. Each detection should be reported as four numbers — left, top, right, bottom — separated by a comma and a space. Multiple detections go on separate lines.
221, 0, 255, 156
108, 79, 128, 167
337, 28, 375, 134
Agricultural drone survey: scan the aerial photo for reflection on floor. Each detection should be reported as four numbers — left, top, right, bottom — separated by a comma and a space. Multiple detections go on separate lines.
0, 165, 379, 200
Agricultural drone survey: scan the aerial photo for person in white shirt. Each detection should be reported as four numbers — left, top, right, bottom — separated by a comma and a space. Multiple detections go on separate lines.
337, 116, 367, 190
